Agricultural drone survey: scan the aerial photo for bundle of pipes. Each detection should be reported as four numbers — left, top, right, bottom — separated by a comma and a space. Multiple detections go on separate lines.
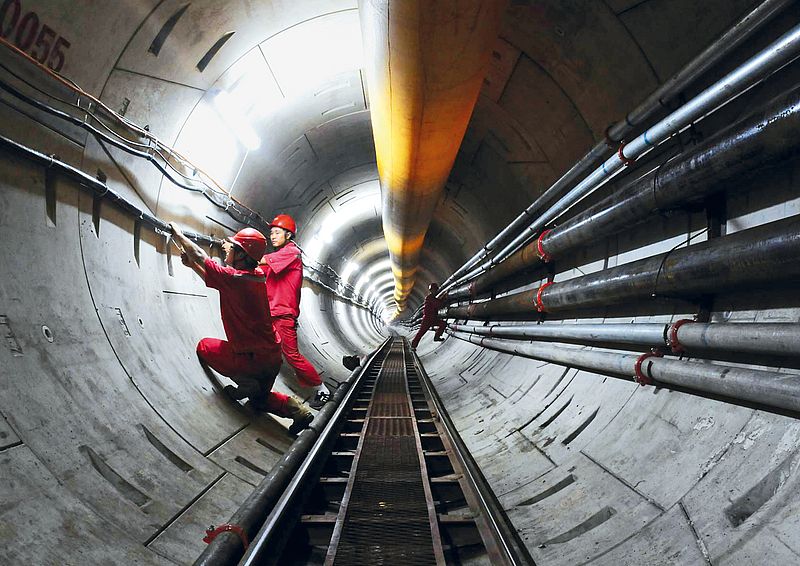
449, 332, 800, 416
448, 84, 800, 300
444, 214, 800, 320
449, 322, 800, 359
440, 7, 800, 296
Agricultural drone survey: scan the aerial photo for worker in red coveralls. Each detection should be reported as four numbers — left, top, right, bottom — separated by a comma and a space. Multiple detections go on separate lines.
260, 214, 330, 408
411, 282, 448, 349
169, 222, 314, 435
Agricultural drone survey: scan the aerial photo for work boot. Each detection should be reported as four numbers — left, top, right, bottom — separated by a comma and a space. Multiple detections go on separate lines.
223, 385, 248, 401
285, 397, 314, 435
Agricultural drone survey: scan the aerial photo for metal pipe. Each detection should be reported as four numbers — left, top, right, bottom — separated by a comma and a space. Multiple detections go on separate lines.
445, 214, 800, 319
0, 134, 216, 245
237, 340, 390, 565
451, 322, 667, 346
450, 322, 800, 358
439, 0, 794, 293
0, 134, 379, 317
450, 20, 800, 290
195, 340, 389, 565
450, 83, 800, 299
450, 332, 800, 415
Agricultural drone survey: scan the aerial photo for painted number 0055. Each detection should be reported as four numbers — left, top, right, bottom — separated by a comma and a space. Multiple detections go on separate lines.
0, 0, 71, 72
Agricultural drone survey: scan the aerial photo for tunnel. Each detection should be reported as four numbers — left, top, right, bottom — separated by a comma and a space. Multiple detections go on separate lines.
1, 0, 800, 564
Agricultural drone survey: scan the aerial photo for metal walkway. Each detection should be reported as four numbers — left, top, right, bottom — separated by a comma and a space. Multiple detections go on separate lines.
236, 338, 532, 565
329, 340, 442, 564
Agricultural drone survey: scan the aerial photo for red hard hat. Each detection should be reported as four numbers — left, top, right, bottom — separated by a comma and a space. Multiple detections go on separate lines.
270, 214, 297, 234
228, 228, 267, 261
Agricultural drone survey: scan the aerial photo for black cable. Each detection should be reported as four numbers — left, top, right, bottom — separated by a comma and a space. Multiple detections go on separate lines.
0, 67, 353, 299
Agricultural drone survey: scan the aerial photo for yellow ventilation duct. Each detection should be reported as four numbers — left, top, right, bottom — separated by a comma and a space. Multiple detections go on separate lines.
359, 0, 506, 313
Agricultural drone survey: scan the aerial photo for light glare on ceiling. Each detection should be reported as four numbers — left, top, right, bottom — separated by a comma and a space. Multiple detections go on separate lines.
213, 91, 262, 150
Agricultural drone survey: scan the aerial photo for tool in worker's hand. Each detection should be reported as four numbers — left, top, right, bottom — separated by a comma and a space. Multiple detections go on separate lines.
169, 234, 192, 266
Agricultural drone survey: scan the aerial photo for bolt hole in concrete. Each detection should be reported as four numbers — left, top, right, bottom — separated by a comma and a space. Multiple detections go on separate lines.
41, 325, 54, 343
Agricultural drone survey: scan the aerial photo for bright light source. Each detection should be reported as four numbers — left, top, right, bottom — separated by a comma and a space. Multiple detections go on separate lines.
261, 10, 364, 95
341, 260, 360, 284
213, 91, 261, 150
175, 101, 241, 185
303, 236, 324, 265
221, 48, 284, 120
228, 61, 283, 119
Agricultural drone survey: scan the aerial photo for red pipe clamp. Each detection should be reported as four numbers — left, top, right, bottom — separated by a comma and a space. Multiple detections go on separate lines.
203, 524, 249, 549
668, 318, 695, 354
633, 348, 663, 386
535, 281, 553, 313
536, 229, 553, 263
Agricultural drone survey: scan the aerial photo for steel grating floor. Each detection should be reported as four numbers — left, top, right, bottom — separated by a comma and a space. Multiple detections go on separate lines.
331, 344, 439, 565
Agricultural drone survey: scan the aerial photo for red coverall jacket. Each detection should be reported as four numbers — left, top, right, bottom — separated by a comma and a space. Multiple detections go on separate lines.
262, 242, 302, 318
260, 242, 322, 387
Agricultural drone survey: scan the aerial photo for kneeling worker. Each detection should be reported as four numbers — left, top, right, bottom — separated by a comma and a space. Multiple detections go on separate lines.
170, 222, 313, 435
260, 214, 329, 407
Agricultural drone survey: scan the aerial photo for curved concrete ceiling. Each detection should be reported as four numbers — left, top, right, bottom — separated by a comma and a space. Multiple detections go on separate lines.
2, 0, 800, 564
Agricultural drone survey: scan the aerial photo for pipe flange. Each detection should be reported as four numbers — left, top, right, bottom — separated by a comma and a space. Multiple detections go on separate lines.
668, 318, 695, 354
634, 348, 663, 386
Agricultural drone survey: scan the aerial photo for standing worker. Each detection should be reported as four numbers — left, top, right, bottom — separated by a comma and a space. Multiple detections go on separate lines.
411, 282, 448, 349
170, 222, 314, 435
260, 214, 330, 407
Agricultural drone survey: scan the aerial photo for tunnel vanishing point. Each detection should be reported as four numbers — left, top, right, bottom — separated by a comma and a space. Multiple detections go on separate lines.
2, 0, 800, 564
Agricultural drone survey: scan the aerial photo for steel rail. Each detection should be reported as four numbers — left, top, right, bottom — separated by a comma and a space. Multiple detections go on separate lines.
438, 0, 794, 293
409, 343, 537, 565
234, 339, 391, 566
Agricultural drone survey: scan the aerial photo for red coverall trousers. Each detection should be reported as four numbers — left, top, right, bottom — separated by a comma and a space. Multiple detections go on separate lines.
411, 317, 447, 348
272, 316, 322, 387
196, 338, 291, 416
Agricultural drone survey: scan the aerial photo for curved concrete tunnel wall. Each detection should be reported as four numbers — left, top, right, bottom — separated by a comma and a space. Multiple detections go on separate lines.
1, 1, 800, 564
